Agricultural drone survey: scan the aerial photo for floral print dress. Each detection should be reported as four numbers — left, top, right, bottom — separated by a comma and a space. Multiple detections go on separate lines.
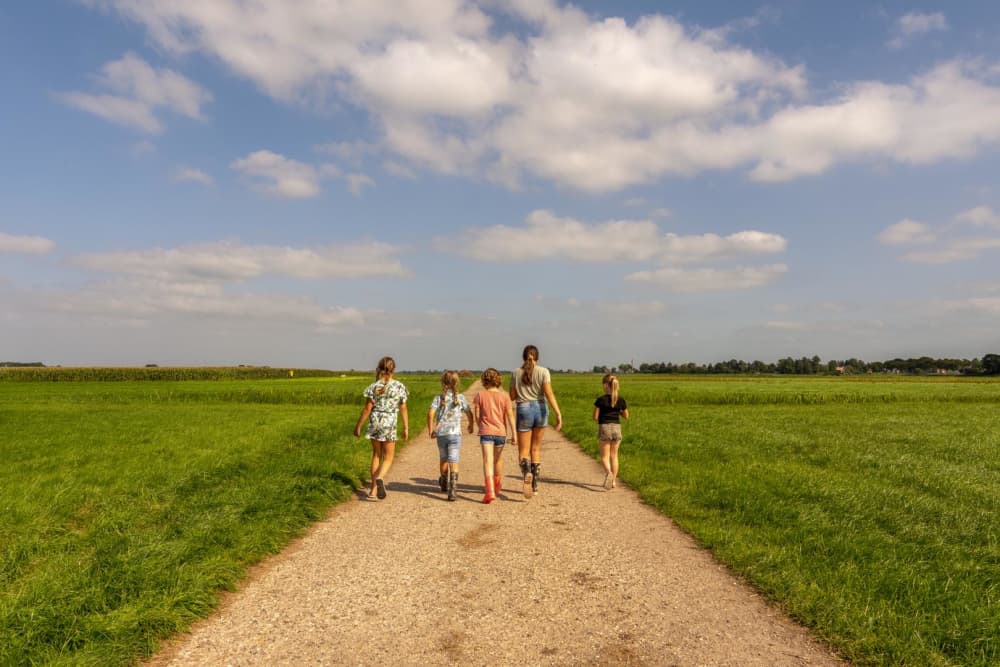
363, 379, 408, 441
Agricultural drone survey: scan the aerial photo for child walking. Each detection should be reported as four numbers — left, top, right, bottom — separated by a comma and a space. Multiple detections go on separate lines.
593, 373, 629, 490
428, 370, 473, 501
354, 356, 409, 500
473, 368, 516, 504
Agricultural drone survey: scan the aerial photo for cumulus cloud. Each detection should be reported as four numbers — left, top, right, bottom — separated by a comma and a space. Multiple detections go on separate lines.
58, 52, 211, 133
346, 173, 375, 196
231, 150, 328, 198
882, 205, 1000, 263
438, 210, 786, 263
955, 205, 1000, 229
888, 12, 948, 49
879, 219, 936, 245
49, 278, 364, 330
75, 240, 410, 282
0, 232, 56, 254
625, 264, 788, 293
86, 3, 1000, 191
172, 167, 214, 186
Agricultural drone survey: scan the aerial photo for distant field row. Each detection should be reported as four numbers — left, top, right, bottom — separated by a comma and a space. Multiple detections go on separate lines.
0, 366, 363, 382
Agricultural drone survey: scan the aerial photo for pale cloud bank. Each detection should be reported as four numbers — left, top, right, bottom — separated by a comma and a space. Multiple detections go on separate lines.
438, 210, 787, 263
626, 264, 788, 293
49, 279, 365, 330
231, 150, 327, 198
172, 167, 214, 186
58, 52, 211, 134
888, 12, 949, 49
0, 232, 56, 254
75, 240, 410, 282
87, 2, 1000, 191
881, 206, 1000, 263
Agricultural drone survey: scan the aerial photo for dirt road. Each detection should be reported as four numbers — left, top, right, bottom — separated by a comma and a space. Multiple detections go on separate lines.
149, 382, 844, 666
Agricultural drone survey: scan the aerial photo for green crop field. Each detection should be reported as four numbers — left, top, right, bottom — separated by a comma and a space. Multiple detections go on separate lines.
556, 374, 1000, 666
0, 373, 442, 666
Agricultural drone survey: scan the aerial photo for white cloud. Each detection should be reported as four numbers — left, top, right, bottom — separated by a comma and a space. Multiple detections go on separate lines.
651, 208, 672, 218
888, 12, 948, 49
172, 167, 214, 186
231, 150, 325, 198
879, 219, 936, 245
346, 173, 375, 196
901, 239, 1000, 264
438, 210, 786, 263
0, 232, 56, 254
58, 52, 211, 134
86, 4, 1000, 191
75, 240, 410, 282
883, 205, 1000, 263
49, 278, 365, 330
955, 205, 1000, 229
626, 264, 788, 293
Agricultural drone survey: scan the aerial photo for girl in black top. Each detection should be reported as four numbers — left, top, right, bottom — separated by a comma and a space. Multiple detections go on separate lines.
592, 373, 629, 490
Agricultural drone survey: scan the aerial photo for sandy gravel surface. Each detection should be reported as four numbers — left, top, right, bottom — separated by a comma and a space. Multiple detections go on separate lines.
149, 382, 845, 666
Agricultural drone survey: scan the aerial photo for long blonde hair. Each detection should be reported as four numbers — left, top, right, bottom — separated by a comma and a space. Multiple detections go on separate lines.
375, 356, 395, 395
521, 345, 539, 384
440, 370, 460, 406
602, 373, 619, 406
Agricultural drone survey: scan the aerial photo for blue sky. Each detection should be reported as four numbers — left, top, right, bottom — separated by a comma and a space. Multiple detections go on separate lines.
2, 1, 999, 370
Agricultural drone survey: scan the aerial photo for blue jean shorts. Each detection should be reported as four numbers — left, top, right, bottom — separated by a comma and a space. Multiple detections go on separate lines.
480, 435, 507, 447
516, 400, 549, 432
436, 434, 461, 463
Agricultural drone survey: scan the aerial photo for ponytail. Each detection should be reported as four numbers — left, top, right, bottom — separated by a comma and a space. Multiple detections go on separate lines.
375, 356, 395, 395
603, 373, 619, 406
521, 345, 539, 384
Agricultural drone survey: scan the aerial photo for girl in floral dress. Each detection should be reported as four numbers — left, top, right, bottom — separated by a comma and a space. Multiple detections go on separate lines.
428, 370, 474, 501
354, 356, 409, 500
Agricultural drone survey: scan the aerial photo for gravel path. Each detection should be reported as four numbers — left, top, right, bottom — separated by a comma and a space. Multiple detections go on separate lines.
149, 383, 845, 666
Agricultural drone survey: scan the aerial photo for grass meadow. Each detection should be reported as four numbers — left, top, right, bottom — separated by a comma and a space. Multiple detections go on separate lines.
557, 374, 1000, 666
0, 373, 442, 666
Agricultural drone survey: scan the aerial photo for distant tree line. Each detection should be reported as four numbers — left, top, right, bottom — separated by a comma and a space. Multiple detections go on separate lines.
0, 361, 45, 367
595, 354, 1000, 376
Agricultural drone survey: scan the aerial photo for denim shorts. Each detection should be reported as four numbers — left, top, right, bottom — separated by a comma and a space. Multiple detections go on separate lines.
516, 400, 549, 432
479, 434, 507, 447
436, 434, 461, 463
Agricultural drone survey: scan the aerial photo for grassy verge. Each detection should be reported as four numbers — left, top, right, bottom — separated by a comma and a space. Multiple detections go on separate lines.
0, 375, 439, 666
557, 374, 1000, 666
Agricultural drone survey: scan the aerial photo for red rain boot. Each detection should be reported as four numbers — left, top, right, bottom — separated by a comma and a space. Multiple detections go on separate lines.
493, 474, 502, 495
482, 476, 495, 504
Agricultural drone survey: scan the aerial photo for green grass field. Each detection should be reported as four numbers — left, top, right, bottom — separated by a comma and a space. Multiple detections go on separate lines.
0, 374, 441, 666
4, 372, 998, 665
557, 374, 1000, 666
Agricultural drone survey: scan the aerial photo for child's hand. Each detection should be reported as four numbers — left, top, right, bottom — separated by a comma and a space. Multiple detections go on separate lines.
354, 425, 362, 438
403, 426, 410, 440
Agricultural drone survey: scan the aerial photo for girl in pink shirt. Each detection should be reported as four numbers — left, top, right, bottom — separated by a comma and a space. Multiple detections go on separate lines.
473, 368, 516, 504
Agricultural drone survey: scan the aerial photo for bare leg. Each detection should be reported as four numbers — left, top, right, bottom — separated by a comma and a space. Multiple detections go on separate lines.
494, 445, 504, 479
530, 427, 545, 463
375, 441, 395, 481
481, 442, 494, 478
599, 441, 613, 476
610, 441, 621, 487
369, 441, 382, 496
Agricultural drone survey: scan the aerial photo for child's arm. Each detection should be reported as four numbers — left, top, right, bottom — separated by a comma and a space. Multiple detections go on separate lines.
466, 406, 474, 434
473, 401, 481, 435
354, 399, 374, 437
427, 405, 436, 438
506, 402, 517, 446
400, 403, 409, 440
621, 407, 630, 420
592, 406, 601, 422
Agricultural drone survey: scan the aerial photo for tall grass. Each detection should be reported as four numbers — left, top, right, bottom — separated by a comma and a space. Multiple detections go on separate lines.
556, 374, 1000, 666
0, 375, 440, 666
